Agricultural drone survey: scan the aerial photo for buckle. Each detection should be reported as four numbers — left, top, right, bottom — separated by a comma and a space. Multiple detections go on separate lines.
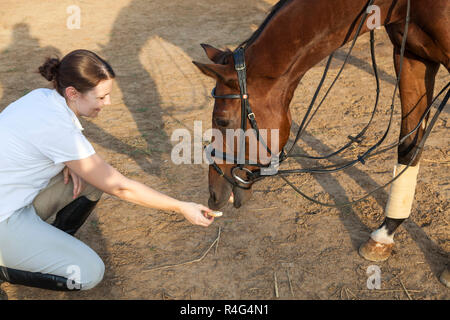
231, 166, 254, 185
233, 48, 246, 71
247, 112, 255, 120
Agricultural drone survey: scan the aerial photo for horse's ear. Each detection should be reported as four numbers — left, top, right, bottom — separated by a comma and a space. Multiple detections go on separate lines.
192, 61, 230, 81
200, 44, 225, 64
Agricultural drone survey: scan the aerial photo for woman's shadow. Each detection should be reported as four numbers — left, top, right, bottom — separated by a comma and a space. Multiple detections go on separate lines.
0, 23, 60, 111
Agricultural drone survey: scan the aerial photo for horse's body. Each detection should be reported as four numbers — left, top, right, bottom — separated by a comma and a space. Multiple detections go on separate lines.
194, 0, 449, 284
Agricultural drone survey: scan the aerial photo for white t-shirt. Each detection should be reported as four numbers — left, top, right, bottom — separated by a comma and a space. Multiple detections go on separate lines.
0, 88, 95, 223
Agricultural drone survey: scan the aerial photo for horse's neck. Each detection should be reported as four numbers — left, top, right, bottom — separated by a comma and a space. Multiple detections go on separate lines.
246, 0, 406, 88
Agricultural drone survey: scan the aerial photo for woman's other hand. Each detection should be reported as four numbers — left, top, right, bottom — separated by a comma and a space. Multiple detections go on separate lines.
63, 166, 85, 199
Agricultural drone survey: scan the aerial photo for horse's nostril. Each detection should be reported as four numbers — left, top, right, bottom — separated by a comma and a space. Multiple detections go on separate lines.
210, 191, 217, 203
214, 118, 230, 128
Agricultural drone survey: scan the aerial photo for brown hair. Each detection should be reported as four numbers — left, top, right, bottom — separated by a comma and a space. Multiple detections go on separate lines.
38, 49, 115, 97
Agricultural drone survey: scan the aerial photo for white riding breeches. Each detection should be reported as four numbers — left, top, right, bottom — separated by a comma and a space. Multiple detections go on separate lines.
0, 172, 104, 290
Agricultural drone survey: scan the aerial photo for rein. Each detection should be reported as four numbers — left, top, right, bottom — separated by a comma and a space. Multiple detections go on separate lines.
207, 0, 450, 207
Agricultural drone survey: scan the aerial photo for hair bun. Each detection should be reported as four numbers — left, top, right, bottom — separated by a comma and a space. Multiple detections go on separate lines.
38, 57, 60, 81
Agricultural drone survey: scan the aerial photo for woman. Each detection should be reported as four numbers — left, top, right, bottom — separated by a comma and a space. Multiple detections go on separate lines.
0, 49, 214, 291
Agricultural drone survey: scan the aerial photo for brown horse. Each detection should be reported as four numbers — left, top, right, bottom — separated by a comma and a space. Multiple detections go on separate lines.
193, 0, 449, 284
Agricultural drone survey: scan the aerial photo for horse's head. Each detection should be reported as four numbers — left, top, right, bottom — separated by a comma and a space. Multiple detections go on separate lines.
193, 44, 293, 209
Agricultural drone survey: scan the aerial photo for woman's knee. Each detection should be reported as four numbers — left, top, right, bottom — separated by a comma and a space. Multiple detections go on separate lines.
64, 242, 105, 291
77, 254, 105, 290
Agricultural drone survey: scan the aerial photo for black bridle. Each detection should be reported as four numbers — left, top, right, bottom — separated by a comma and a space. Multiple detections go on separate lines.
206, 0, 450, 207
206, 47, 280, 189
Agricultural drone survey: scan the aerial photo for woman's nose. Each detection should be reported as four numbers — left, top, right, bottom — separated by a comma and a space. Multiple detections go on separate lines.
104, 96, 112, 106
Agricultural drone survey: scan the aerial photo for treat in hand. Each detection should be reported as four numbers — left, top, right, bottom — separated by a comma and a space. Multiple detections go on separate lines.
207, 210, 223, 217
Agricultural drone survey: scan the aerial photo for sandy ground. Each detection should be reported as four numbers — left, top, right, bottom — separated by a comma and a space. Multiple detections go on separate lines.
0, 0, 448, 300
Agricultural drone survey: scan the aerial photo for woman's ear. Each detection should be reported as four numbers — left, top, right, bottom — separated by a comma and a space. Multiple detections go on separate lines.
64, 86, 80, 101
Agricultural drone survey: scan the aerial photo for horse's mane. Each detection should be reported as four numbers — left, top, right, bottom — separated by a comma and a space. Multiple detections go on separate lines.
239, 0, 292, 49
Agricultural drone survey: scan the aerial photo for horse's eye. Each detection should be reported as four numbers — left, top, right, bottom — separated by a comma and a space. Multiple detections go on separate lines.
214, 118, 230, 128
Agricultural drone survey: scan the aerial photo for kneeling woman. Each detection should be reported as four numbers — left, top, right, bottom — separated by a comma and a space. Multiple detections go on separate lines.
0, 49, 214, 291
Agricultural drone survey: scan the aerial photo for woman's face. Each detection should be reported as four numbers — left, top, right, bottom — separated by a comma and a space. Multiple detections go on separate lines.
67, 79, 113, 118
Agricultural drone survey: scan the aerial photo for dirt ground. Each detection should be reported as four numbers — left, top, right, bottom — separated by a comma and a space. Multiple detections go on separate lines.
0, 0, 448, 300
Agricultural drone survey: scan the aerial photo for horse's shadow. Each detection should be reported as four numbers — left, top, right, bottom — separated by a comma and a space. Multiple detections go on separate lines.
333, 49, 449, 114
285, 42, 448, 279
286, 120, 448, 279
84, 0, 275, 177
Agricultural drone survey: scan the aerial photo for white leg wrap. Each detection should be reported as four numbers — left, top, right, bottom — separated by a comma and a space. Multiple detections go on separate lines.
384, 163, 420, 219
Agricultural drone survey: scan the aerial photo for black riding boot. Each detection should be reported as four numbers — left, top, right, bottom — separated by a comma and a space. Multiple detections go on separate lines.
52, 196, 99, 235
0, 266, 81, 291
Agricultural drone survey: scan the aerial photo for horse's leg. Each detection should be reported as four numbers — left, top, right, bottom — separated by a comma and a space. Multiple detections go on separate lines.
359, 49, 440, 262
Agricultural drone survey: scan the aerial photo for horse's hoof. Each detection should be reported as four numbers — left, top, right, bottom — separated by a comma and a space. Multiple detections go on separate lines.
358, 238, 394, 262
439, 267, 450, 288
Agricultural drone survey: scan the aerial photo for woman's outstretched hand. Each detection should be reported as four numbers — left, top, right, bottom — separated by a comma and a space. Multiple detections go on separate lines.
65, 155, 216, 225
178, 202, 214, 227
